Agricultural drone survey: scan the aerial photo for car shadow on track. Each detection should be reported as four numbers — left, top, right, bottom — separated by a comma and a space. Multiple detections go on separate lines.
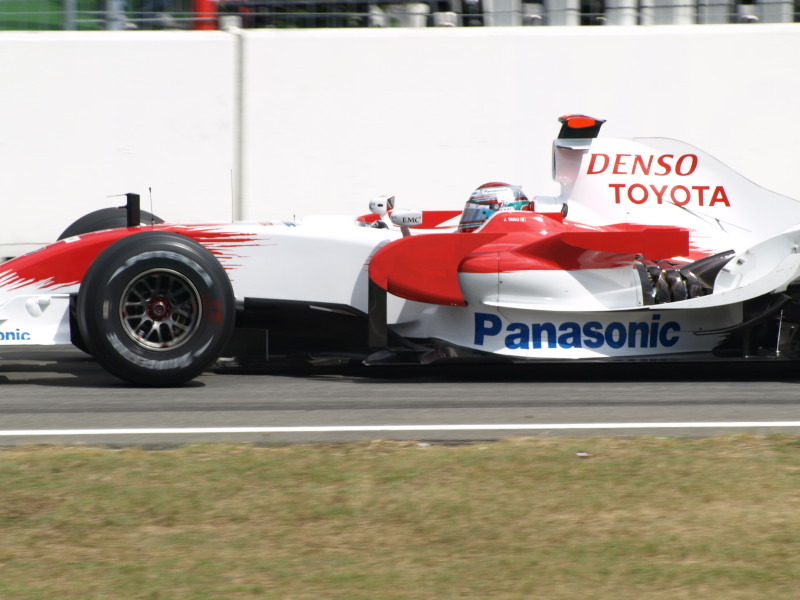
0, 347, 205, 389
217, 358, 800, 385
2, 346, 799, 387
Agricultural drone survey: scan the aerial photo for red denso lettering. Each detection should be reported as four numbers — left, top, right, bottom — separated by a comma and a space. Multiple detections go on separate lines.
608, 183, 730, 207
587, 153, 699, 176
587, 153, 610, 174
613, 154, 631, 175
632, 155, 653, 174
655, 155, 674, 176
675, 154, 698, 176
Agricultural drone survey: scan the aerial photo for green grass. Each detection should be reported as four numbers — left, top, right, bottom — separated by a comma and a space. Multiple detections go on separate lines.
2, 436, 800, 599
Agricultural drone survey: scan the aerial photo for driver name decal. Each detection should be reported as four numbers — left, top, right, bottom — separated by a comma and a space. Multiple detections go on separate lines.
586, 153, 731, 208
474, 313, 680, 350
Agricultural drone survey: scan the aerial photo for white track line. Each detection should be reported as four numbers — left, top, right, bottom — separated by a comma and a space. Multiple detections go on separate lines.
3, 422, 800, 436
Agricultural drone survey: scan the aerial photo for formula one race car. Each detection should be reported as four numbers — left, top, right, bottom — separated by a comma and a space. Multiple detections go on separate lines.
3, 115, 800, 385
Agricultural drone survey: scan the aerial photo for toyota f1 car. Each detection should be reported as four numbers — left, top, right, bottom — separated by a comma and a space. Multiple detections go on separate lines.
3, 115, 800, 386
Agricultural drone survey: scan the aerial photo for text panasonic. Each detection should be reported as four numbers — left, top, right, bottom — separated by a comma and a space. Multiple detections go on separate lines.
474, 313, 680, 350
0, 329, 32, 341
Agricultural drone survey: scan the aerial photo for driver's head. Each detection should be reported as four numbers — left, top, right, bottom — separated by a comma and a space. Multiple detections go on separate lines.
458, 182, 530, 232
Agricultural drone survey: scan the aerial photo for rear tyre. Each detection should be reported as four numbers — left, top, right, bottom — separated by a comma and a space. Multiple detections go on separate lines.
58, 207, 164, 240
77, 232, 235, 386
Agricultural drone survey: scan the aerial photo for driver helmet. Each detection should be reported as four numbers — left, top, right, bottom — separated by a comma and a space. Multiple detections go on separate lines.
458, 182, 530, 232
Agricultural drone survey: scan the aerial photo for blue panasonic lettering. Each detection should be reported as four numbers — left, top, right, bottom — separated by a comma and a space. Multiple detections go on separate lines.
474, 313, 502, 345
650, 314, 661, 342
532, 323, 557, 349
582, 322, 604, 349
628, 321, 649, 348
505, 323, 529, 349
659, 321, 680, 347
0, 329, 31, 342
605, 322, 626, 349
473, 313, 681, 350
558, 322, 581, 348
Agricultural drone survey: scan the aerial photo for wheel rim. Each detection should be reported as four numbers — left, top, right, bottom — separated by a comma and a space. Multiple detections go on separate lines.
119, 268, 202, 351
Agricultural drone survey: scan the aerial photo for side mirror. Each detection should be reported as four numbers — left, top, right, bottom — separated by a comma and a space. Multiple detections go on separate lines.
369, 195, 395, 217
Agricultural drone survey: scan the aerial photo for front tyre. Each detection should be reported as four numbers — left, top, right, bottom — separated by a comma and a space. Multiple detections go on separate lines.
77, 232, 235, 386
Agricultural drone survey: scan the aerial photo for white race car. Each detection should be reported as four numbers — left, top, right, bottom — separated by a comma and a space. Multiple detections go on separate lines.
3, 115, 800, 385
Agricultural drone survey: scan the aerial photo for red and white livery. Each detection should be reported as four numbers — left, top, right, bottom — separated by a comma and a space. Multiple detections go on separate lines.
3, 115, 800, 385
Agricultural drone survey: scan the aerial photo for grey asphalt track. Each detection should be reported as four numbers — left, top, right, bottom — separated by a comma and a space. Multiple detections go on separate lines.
1, 345, 800, 446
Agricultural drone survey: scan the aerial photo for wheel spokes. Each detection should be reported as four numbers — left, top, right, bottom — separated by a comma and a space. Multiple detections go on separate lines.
120, 269, 202, 350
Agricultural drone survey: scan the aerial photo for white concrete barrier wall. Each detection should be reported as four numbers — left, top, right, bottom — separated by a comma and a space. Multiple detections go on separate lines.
0, 31, 236, 255
2, 25, 799, 257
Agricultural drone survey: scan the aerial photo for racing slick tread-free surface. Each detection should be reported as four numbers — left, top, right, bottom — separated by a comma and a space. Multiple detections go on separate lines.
76, 232, 235, 386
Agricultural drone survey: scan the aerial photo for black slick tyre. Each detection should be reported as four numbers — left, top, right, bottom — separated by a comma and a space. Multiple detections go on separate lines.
61, 208, 163, 353
77, 232, 235, 386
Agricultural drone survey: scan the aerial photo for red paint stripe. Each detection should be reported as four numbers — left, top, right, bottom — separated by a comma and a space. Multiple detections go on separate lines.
0, 225, 263, 292
0, 229, 135, 291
